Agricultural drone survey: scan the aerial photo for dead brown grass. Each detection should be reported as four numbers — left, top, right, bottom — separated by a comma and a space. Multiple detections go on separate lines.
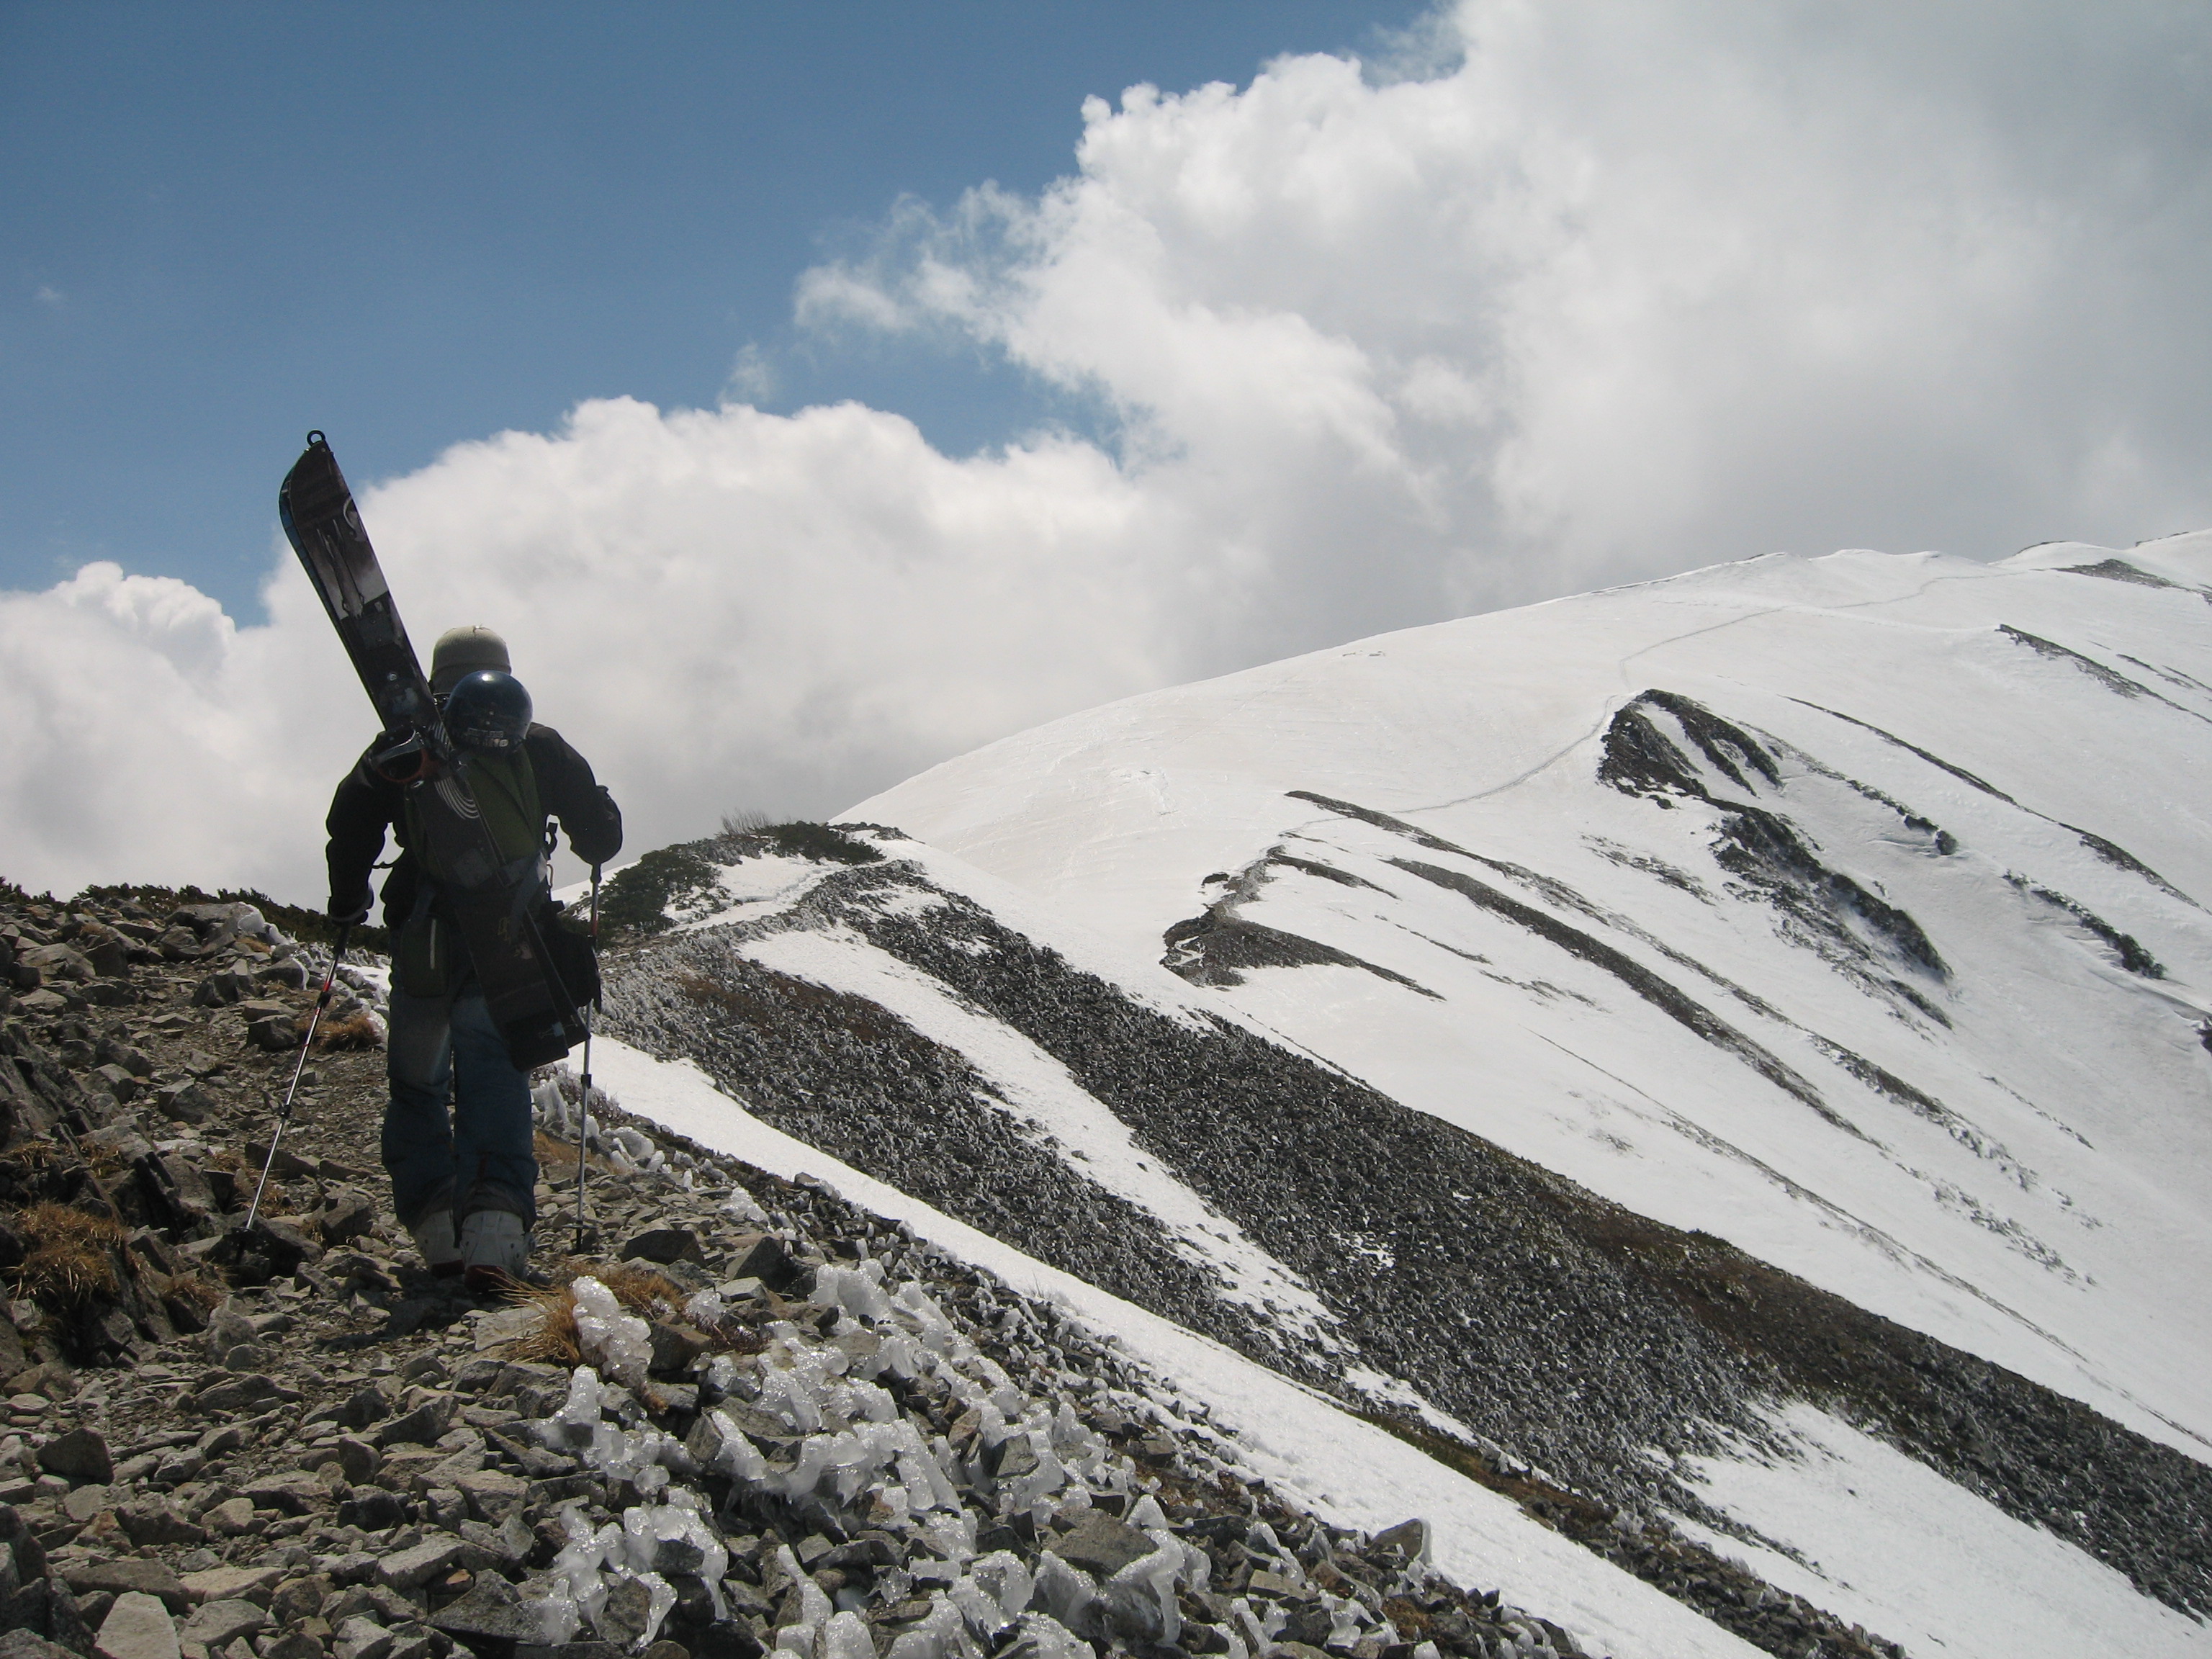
601, 1260, 685, 1315
312, 1011, 383, 1051
532, 1128, 619, 1174
498, 1256, 691, 1367
83, 1140, 128, 1179
163, 1268, 223, 1318
504, 1280, 583, 1365
12, 1202, 126, 1304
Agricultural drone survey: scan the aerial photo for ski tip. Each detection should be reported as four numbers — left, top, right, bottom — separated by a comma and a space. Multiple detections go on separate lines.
305, 428, 328, 449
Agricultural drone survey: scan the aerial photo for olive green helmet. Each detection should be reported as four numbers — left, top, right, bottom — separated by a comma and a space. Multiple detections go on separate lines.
429, 625, 510, 695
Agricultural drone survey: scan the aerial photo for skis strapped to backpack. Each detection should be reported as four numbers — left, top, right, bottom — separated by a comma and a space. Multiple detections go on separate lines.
280, 431, 582, 1069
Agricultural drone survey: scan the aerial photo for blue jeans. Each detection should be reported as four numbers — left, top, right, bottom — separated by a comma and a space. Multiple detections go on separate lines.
384, 980, 536, 1230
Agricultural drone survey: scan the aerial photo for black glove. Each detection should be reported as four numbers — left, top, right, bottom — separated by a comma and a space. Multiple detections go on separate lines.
328, 890, 373, 927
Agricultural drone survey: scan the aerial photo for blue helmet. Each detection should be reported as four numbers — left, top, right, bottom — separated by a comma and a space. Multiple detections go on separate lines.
443, 670, 532, 753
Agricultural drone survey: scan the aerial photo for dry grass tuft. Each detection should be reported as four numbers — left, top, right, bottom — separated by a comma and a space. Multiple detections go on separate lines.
313, 1011, 383, 1051
532, 1128, 620, 1175
503, 1279, 582, 1365
5, 1140, 60, 1169
601, 1260, 685, 1316
163, 1269, 224, 1318
84, 1140, 128, 1179
499, 1256, 693, 1368
12, 1202, 126, 1304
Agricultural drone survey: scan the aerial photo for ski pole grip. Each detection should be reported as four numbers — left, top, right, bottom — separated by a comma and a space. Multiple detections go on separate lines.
314, 924, 354, 1009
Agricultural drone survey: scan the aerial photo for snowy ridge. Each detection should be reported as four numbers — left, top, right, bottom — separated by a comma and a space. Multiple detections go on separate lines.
590, 540, 2212, 1659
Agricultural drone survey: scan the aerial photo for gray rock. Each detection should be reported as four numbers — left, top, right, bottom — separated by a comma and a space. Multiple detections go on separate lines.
1367, 1519, 1429, 1563
37, 1427, 113, 1483
372, 1400, 454, 1451
152, 1082, 212, 1124
191, 1374, 292, 1414
179, 1601, 269, 1649
1050, 1511, 1154, 1580
336, 1491, 408, 1532
177, 1565, 283, 1609
93, 1591, 180, 1659
380, 1635, 442, 1659
330, 1619, 392, 1659
428, 1576, 541, 1643
118, 1494, 207, 1547
374, 1539, 464, 1593
0, 1627, 74, 1659
61, 1483, 112, 1523
61, 1562, 188, 1616
593, 1580, 653, 1652
334, 1390, 392, 1431
619, 1228, 702, 1266
243, 1471, 325, 1516
22, 945, 94, 984
192, 972, 254, 1008
323, 1436, 379, 1483
261, 1632, 325, 1659
48, 1575, 97, 1654
317, 1191, 377, 1248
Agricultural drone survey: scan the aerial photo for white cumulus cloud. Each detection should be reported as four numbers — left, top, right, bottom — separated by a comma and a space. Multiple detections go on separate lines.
6, 0, 2211, 903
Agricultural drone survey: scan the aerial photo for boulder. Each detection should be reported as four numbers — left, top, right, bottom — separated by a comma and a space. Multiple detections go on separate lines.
374, 1539, 465, 1593
593, 1580, 654, 1652
179, 1565, 284, 1609
150, 1082, 211, 1124
619, 1228, 702, 1266
336, 1491, 407, 1533
117, 1494, 206, 1547
179, 1601, 269, 1649
317, 1189, 378, 1247
192, 1374, 294, 1413
204, 1498, 256, 1536
1049, 1511, 1154, 1580
0, 1631, 76, 1659
93, 1591, 180, 1659
724, 1234, 801, 1295
22, 945, 94, 984
37, 1426, 113, 1483
428, 1575, 541, 1644
331, 1619, 394, 1659
243, 1470, 327, 1516
373, 1397, 455, 1450
60, 1561, 188, 1615
454, 1467, 528, 1521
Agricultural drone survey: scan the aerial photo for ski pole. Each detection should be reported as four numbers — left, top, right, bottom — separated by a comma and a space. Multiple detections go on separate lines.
243, 923, 354, 1238
575, 862, 601, 1254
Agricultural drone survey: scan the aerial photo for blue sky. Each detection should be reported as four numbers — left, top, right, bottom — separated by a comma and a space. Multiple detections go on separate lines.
1, 1, 1426, 620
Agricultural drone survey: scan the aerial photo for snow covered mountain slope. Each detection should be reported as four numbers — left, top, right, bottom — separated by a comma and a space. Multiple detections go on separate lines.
851, 539, 2212, 1455
591, 539, 2212, 1657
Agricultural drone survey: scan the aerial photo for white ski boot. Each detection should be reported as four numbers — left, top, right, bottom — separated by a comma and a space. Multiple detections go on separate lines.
409, 1210, 462, 1278
459, 1209, 531, 1290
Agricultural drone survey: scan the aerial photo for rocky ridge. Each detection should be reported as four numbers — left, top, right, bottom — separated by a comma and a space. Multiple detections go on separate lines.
0, 881, 1866, 1659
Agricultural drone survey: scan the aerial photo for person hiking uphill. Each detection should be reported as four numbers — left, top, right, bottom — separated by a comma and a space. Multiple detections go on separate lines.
324, 625, 621, 1287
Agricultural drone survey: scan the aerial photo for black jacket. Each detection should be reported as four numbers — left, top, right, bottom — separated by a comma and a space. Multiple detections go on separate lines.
325, 724, 623, 927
